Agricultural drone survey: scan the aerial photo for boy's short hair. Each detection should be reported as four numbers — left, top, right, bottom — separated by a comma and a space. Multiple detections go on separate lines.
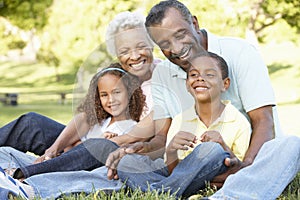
190, 52, 229, 79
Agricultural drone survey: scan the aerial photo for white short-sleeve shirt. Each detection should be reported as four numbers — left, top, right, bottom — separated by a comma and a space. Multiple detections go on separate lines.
81, 117, 137, 141
151, 30, 283, 137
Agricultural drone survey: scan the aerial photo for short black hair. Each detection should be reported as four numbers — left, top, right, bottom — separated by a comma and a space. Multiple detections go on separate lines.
190, 52, 229, 79
145, 0, 193, 28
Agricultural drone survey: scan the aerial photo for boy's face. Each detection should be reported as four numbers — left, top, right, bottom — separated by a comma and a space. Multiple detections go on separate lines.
148, 8, 204, 71
186, 56, 229, 103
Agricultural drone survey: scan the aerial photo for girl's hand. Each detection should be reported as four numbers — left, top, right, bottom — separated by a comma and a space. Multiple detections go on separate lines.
33, 151, 60, 164
104, 132, 118, 139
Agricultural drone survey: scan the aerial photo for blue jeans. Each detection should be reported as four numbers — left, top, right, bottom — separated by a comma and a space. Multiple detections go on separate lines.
117, 142, 229, 198
17, 138, 119, 178
0, 136, 299, 199
0, 147, 36, 170
25, 166, 123, 199
0, 112, 64, 155
211, 135, 300, 200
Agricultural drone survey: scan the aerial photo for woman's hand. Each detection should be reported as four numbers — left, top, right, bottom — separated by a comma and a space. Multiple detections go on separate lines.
104, 132, 119, 139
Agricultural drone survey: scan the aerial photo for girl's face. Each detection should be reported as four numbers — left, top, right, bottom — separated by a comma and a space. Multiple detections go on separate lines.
98, 74, 129, 121
186, 56, 229, 103
115, 28, 154, 81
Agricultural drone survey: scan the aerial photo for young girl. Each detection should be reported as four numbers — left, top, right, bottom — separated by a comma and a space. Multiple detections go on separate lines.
0, 62, 146, 181
63, 61, 146, 149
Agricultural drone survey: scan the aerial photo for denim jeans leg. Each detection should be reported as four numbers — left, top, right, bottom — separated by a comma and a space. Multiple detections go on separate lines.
0, 112, 65, 155
211, 135, 300, 200
118, 142, 229, 198
0, 188, 11, 200
117, 154, 168, 192
25, 166, 123, 199
19, 138, 119, 178
151, 142, 229, 198
0, 147, 36, 169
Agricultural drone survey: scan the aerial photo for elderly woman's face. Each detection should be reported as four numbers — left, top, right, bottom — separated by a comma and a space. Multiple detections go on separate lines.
115, 28, 154, 80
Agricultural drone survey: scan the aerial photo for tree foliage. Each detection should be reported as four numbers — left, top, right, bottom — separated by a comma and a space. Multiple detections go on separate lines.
0, 0, 53, 30
0, 0, 299, 74
211, 0, 300, 42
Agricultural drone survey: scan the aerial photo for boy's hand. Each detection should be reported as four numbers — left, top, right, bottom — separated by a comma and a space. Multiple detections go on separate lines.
166, 131, 197, 154
200, 130, 225, 146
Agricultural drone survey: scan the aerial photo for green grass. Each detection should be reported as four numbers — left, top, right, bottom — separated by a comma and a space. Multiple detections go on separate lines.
0, 101, 73, 126
10, 175, 300, 199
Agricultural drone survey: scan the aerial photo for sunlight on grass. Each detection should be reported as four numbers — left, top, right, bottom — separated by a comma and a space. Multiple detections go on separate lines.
0, 103, 73, 126
277, 104, 300, 137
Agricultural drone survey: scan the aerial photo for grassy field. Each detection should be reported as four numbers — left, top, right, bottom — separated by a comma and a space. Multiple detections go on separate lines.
1, 43, 300, 199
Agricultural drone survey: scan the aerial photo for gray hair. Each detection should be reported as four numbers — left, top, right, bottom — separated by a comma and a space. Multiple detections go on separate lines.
106, 11, 153, 56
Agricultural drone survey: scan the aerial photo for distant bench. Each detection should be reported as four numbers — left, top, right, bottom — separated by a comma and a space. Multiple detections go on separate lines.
0, 93, 18, 106
59, 92, 67, 104
0, 92, 70, 106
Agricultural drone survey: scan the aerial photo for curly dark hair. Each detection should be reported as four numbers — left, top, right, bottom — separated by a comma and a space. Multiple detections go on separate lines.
77, 63, 146, 127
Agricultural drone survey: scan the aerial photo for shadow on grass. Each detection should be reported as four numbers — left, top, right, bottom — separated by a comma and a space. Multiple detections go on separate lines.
268, 63, 293, 75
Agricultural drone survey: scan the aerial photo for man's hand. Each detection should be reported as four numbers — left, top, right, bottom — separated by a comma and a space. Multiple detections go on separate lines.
106, 142, 144, 180
210, 157, 243, 188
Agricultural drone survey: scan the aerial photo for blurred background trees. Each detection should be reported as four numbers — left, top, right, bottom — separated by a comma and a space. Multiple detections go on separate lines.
0, 0, 299, 86
1, 0, 300, 137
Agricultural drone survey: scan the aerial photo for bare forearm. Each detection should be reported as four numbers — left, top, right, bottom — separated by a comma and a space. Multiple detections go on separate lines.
111, 112, 155, 146
243, 106, 274, 165
141, 118, 172, 159
143, 134, 166, 152
111, 133, 153, 146
47, 131, 81, 155
166, 152, 179, 174
45, 113, 89, 156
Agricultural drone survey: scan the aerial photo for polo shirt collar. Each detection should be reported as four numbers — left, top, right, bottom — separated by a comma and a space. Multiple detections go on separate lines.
185, 100, 235, 124
168, 61, 187, 79
205, 29, 221, 55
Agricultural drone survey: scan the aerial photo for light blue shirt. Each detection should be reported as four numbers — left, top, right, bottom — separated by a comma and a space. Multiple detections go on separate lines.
151, 30, 283, 137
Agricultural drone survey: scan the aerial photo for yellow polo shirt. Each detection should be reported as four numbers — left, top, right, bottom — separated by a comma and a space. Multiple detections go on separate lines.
166, 101, 251, 161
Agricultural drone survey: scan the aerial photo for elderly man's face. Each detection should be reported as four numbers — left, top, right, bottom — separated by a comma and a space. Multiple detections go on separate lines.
148, 8, 204, 71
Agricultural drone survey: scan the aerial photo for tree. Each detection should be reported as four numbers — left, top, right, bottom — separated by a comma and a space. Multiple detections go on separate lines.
232, 0, 300, 43
0, 0, 52, 61
0, 0, 53, 30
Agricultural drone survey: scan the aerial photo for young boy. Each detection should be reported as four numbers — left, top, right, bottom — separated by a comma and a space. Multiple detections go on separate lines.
165, 52, 251, 174
117, 52, 251, 198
